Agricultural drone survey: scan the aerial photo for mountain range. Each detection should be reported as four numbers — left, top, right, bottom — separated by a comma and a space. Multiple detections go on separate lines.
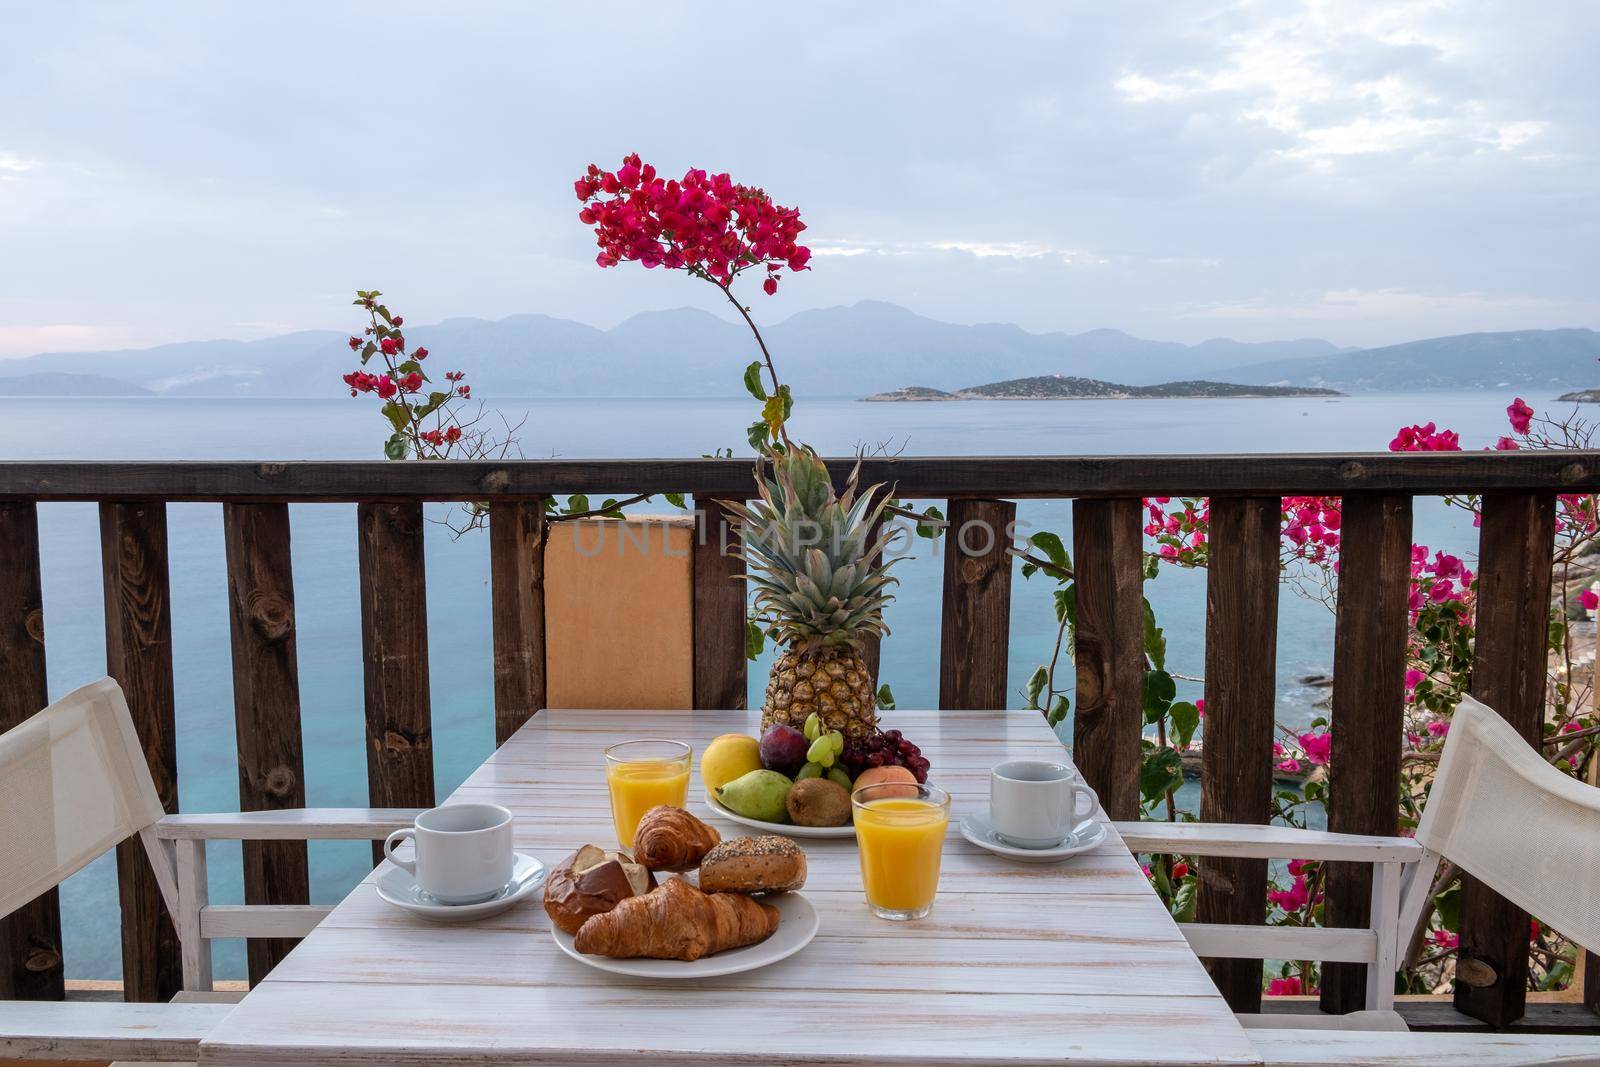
0, 301, 1595, 398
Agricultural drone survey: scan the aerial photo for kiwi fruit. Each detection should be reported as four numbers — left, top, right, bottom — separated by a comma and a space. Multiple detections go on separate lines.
786, 777, 852, 827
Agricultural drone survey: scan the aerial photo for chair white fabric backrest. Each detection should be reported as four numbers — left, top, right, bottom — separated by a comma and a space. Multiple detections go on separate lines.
0, 677, 167, 921
1415, 695, 1600, 955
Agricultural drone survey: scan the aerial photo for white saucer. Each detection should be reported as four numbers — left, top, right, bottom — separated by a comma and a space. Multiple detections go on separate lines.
702, 792, 856, 839
551, 888, 819, 978
959, 808, 1107, 863
376, 852, 547, 922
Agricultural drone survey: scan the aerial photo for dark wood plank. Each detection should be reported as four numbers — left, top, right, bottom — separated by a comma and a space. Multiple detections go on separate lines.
1456, 491, 1555, 1026
1197, 495, 1280, 1014
1321, 494, 1414, 1014
98, 501, 181, 1003
1070, 497, 1145, 820
0, 502, 63, 1001
2, 451, 1599, 502
489, 500, 546, 743
692, 495, 746, 710
222, 502, 309, 985
938, 498, 1017, 710
357, 502, 435, 863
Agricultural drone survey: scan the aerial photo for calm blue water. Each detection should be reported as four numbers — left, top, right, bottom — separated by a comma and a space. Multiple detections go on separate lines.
1, 391, 1520, 979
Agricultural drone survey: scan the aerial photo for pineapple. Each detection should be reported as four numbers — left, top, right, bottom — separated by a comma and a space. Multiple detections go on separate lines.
724, 446, 898, 744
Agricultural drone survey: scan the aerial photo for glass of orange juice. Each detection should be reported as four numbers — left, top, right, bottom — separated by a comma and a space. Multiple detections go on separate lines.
852, 781, 951, 920
604, 739, 692, 848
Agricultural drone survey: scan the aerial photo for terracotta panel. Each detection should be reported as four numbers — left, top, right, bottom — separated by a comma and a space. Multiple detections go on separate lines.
544, 516, 695, 709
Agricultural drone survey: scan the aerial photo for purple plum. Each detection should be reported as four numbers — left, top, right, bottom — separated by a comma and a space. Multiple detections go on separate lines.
759, 724, 809, 775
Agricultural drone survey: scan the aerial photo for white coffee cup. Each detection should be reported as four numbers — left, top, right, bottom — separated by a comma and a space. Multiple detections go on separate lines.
383, 803, 514, 904
990, 760, 1101, 848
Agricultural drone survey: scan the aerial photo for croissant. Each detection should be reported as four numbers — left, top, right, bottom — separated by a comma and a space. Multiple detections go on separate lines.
631, 805, 720, 871
574, 876, 779, 961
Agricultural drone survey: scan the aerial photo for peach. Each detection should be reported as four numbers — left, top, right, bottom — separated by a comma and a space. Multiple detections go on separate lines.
852, 764, 919, 799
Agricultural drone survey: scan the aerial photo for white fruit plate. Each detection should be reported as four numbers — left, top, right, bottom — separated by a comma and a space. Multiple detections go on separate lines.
701, 791, 856, 839
551, 889, 818, 978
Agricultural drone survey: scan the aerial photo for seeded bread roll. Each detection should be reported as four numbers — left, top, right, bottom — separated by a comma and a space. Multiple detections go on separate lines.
698, 835, 807, 894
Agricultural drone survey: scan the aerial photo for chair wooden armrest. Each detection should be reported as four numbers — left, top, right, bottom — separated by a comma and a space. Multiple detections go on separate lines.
155, 808, 423, 841
1250, 1027, 1600, 1065
0, 1000, 231, 1062
1112, 821, 1423, 862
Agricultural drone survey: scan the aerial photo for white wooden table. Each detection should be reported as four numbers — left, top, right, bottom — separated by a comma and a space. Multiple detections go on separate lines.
199, 709, 1262, 1066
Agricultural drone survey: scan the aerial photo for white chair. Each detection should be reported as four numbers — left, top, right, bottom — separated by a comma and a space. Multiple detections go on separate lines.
0, 677, 420, 1063
1118, 695, 1600, 1062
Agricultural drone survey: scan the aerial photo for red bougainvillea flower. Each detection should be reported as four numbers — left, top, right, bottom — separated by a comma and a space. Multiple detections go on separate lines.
1389, 422, 1461, 452
347, 336, 361, 351
1266, 976, 1303, 997
399, 371, 424, 393
375, 376, 398, 400
414, 347, 429, 360
574, 153, 810, 293
379, 337, 402, 356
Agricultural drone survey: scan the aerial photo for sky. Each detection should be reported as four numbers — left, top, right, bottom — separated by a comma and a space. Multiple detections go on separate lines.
1, 0, 1596, 358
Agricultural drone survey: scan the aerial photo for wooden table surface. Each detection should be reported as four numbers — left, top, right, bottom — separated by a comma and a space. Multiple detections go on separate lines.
198, 709, 1261, 1066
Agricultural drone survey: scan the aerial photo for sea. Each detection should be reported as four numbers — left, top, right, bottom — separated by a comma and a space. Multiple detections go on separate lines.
1, 390, 1521, 980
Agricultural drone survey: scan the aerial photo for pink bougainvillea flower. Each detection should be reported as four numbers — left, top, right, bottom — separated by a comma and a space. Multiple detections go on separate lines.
1298, 729, 1332, 766
1266, 976, 1303, 997
1430, 929, 1460, 950
1426, 719, 1450, 738
1195, 698, 1205, 719
1507, 397, 1534, 435
1405, 668, 1426, 690
1580, 588, 1599, 611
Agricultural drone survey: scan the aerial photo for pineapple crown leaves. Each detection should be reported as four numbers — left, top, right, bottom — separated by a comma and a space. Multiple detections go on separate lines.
722, 447, 902, 649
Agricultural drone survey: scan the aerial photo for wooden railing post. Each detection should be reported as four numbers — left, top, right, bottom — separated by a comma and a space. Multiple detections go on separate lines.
0, 501, 63, 1000
490, 499, 547, 743
357, 502, 435, 863
1321, 494, 1413, 1013
1456, 491, 1555, 1026
222, 502, 309, 985
99, 501, 182, 1003
1197, 496, 1279, 1014
1071, 497, 1145, 819
939, 498, 1016, 710
693, 495, 746, 710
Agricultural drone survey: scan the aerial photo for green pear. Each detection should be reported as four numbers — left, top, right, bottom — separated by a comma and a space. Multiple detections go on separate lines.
716, 768, 793, 823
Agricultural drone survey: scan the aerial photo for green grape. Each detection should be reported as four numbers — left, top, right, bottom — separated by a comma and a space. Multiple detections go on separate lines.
804, 713, 822, 742
807, 735, 833, 766
827, 766, 852, 791
828, 731, 845, 755
797, 762, 823, 780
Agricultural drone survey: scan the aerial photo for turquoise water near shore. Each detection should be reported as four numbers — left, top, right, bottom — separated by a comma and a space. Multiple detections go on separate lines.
1, 391, 1522, 979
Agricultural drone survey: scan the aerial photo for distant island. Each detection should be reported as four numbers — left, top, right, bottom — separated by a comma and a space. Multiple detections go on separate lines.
863, 375, 1344, 402
1557, 389, 1600, 403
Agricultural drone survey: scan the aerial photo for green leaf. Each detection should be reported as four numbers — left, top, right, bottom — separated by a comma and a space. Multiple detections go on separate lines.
777, 383, 793, 420
1142, 553, 1161, 580
1053, 585, 1076, 625
916, 505, 945, 540
1169, 701, 1200, 749
1024, 666, 1048, 709
875, 683, 896, 710
1030, 531, 1070, 571
376, 305, 393, 324
742, 361, 767, 401
381, 401, 410, 434
383, 432, 408, 461
416, 391, 449, 419
1139, 746, 1184, 803
396, 359, 424, 377
360, 341, 376, 365
1172, 879, 1198, 923
761, 392, 787, 437
566, 494, 590, 514
664, 492, 686, 509
745, 619, 766, 660
1143, 669, 1176, 723
1142, 597, 1167, 671
747, 420, 770, 451
1047, 693, 1070, 727
600, 497, 622, 517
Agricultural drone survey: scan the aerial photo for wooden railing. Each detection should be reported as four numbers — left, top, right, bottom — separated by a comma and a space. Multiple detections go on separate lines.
1, 453, 1597, 1027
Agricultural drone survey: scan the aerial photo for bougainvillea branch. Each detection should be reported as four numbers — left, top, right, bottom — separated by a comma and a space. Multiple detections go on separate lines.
575, 153, 810, 448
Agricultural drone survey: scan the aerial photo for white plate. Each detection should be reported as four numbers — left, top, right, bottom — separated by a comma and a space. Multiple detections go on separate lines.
376, 852, 547, 922
701, 792, 856, 839
550, 888, 819, 978
959, 808, 1107, 863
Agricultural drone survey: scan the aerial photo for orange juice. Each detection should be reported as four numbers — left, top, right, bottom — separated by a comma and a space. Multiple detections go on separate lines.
605, 747, 691, 848
853, 787, 950, 919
